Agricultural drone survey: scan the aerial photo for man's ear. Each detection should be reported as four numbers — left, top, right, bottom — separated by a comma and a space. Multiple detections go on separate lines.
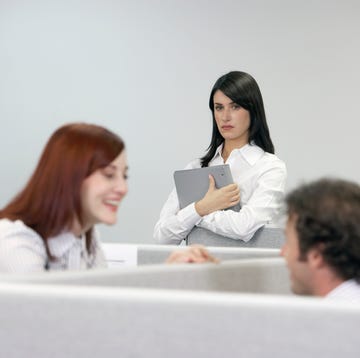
307, 244, 326, 269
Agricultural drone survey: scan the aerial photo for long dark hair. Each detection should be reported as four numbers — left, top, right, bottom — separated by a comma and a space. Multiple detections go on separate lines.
200, 71, 274, 167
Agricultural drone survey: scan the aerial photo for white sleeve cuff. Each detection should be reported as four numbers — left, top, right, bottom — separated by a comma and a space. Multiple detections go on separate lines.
177, 202, 202, 229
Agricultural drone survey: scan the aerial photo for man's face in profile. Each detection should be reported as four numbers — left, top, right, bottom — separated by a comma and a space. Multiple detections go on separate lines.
281, 214, 314, 296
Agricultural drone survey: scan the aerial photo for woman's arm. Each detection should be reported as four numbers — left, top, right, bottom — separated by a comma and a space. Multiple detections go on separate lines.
197, 163, 287, 241
153, 188, 203, 244
153, 178, 240, 244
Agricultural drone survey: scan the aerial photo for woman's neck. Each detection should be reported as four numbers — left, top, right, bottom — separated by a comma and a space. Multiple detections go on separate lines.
222, 140, 248, 162
71, 218, 91, 238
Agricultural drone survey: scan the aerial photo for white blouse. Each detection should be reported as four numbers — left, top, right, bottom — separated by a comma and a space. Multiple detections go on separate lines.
154, 143, 287, 245
0, 218, 107, 273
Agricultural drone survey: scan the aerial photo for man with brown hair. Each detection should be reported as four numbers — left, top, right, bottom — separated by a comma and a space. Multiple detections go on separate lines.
281, 178, 360, 301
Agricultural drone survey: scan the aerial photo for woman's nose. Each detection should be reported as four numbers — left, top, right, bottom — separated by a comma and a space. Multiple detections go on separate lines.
221, 107, 231, 121
115, 178, 128, 196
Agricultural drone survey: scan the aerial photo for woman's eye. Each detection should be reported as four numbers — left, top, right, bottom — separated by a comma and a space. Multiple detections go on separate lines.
102, 170, 115, 179
232, 104, 241, 110
215, 106, 222, 111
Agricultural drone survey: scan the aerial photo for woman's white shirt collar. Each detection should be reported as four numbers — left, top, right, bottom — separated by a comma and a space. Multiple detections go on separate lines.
214, 142, 264, 166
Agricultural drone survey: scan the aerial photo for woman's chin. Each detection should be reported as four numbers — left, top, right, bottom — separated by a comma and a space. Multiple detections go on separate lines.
101, 217, 117, 226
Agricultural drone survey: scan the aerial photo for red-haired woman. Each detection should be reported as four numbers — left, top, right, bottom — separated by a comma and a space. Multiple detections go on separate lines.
0, 123, 217, 272
0, 123, 128, 272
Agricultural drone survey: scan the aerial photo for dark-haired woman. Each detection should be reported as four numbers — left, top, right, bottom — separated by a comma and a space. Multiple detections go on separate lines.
154, 71, 287, 245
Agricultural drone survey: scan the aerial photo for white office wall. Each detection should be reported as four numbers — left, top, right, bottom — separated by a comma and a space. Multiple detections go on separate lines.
0, 0, 359, 243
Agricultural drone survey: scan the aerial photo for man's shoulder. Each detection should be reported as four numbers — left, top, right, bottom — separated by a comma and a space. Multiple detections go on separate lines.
326, 279, 360, 303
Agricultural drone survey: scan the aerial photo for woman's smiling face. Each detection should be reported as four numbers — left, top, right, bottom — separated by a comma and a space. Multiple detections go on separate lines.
80, 150, 128, 230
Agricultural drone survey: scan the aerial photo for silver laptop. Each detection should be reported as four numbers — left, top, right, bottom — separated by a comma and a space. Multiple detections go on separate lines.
173, 164, 240, 212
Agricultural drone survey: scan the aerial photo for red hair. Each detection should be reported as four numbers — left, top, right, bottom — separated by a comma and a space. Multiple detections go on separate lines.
0, 123, 125, 258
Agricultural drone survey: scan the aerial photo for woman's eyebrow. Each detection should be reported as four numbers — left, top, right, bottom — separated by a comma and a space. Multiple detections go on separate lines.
104, 164, 117, 170
214, 101, 235, 105
107, 164, 129, 171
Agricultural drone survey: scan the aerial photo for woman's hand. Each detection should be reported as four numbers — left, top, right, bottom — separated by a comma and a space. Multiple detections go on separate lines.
165, 245, 219, 264
195, 175, 240, 216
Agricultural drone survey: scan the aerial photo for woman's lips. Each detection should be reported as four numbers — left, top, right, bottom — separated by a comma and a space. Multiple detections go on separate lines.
221, 125, 233, 130
104, 199, 120, 212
